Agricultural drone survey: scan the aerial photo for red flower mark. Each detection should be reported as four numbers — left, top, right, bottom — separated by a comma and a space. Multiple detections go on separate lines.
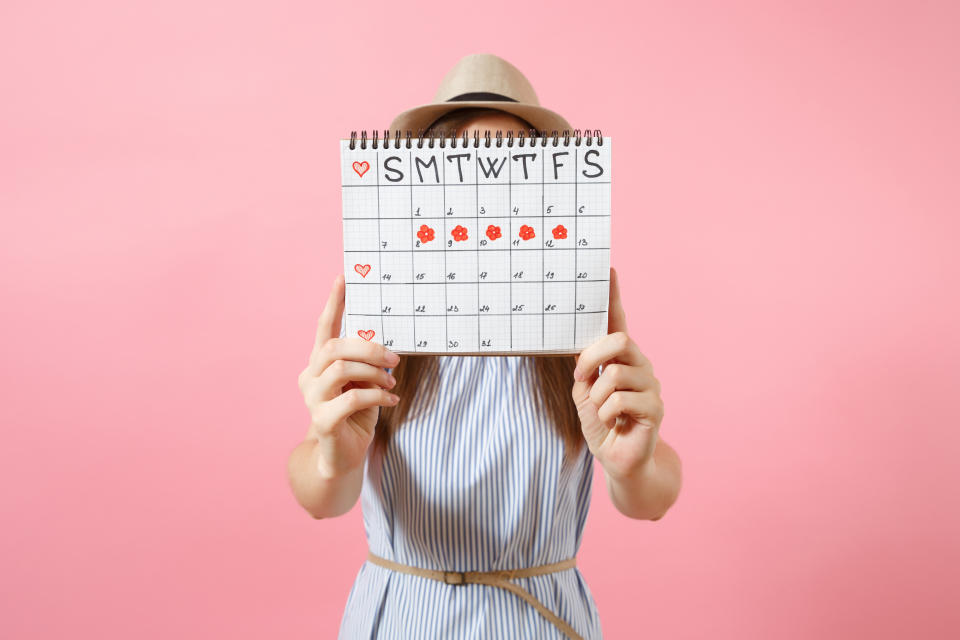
485, 225, 502, 241
417, 224, 435, 243
551, 224, 568, 240
451, 225, 469, 242
519, 224, 536, 241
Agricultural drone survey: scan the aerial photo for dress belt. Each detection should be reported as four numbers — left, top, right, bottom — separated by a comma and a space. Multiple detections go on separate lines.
366, 551, 584, 640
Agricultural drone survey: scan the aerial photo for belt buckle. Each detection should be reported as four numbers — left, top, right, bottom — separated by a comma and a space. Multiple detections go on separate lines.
442, 570, 466, 586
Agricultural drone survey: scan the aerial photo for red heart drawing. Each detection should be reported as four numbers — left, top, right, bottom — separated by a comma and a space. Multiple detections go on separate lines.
352, 161, 370, 177
354, 263, 371, 278
357, 329, 375, 341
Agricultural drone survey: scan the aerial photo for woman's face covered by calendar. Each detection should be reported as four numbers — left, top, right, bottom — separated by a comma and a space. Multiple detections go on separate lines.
340, 106, 611, 355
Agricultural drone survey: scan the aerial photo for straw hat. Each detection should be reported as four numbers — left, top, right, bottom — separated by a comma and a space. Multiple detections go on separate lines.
389, 54, 572, 134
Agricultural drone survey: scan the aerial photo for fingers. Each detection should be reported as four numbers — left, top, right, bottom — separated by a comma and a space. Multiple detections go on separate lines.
315, 387, 399, 433
596, 390, 664, 426
607, 267, 628, 334
575, 266, 626, 370
315, 274, 346, 349
314, 360, 396, 402
574, 331, 649, 381
588, 363, 661, 409
310, 336, 399, 376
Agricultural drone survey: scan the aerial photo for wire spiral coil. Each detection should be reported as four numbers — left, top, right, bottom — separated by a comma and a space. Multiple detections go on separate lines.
349, 129, 603, 150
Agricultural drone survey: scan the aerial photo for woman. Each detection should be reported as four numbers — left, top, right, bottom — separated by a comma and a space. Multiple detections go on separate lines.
288, 55, 682, 639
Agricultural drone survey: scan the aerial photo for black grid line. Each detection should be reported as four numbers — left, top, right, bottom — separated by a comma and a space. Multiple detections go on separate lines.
442, 150, 447, 350
345, 247, 611, 253
574, 150, 578, 347
409, 150, 416, 353
376, 151, 383, 343
347, 278, 609, 285
540, 147, 545, 350
475, 150, 480, 350
343, 214, 611, 220
343, 181, 612, 187
347, 311, 607, 317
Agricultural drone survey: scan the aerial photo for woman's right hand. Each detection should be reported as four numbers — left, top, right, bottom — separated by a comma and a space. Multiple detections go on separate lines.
298, 275, 400, 479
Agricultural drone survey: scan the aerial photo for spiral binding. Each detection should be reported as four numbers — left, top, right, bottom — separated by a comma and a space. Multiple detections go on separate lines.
348, 129, 603, 150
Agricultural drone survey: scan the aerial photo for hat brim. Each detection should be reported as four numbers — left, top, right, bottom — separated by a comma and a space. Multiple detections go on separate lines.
388, 102, 573, 136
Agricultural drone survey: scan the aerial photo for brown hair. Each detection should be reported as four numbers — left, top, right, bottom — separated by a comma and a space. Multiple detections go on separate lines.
373, 108, 584, 461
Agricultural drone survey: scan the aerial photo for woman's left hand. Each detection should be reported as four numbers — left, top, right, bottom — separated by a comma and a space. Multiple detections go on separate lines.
573, 268, 664, 480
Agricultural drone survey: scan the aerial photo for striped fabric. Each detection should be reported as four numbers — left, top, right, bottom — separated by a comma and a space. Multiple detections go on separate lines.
337, 356, 603, 638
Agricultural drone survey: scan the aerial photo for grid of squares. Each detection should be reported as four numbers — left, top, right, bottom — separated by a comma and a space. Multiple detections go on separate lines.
340, 139, 612, 354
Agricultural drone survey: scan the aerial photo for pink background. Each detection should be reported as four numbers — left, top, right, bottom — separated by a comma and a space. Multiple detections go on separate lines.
2, 1, 958, 638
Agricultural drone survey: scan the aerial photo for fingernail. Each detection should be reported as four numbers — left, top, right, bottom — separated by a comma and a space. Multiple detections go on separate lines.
387, 375, 396, 388
386, 350, 400, 365
389, 393, 399, 404
573, 368, 582, 381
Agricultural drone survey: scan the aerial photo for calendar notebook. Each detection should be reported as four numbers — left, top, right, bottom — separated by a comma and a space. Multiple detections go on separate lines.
340, 130, 611, 355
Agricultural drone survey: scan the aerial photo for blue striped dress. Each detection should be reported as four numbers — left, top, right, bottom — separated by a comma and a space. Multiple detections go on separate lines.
337, 355, 603, 639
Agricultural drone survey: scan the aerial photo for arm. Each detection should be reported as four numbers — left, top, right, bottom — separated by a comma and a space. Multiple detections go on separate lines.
287, 432, 365, 519
574, 268, 683, 521
604, 438, 682, 521
287, 275, 400, 519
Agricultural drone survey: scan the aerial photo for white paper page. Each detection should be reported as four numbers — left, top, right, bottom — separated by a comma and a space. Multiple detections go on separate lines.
339, 137, 611, 354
